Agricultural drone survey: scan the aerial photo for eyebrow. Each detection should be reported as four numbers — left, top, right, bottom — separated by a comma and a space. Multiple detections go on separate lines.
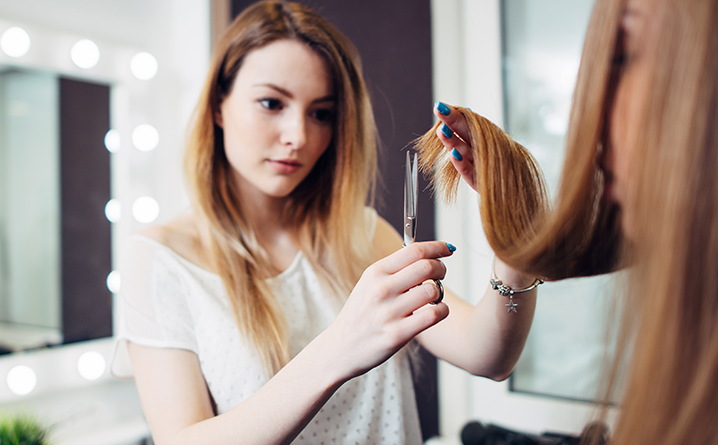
254, 83, 336, 103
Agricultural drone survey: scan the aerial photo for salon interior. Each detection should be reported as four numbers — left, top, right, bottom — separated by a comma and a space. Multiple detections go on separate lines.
0, 0, 619, 444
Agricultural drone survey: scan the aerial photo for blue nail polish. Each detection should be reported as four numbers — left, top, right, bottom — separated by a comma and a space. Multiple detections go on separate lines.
441, 123, 453, 138
447, 243, 457, 252
437, 101, 451, 116
451, 147, 463, 161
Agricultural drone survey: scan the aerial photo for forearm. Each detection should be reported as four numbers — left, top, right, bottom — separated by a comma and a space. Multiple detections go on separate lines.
461, 258, 537, 379
136, 332, 347, 445
418, 258, 538, 380
182, 350, 338, 444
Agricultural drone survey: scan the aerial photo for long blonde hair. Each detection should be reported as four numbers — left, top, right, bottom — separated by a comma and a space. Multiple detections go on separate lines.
184, 1, 377, 377
417, 0, 718, 443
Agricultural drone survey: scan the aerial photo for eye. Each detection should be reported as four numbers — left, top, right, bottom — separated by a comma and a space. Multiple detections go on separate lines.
312, 107, 335, 124
259, 98, 283, 111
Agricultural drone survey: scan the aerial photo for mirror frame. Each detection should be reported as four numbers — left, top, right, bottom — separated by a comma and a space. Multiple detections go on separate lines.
0, 16, 150, 403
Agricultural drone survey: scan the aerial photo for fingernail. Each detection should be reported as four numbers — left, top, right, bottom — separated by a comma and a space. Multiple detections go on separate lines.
451, 148, 462, 161
437, 101, 451, 116
441, 123, 453, 138
446, 243, 457, 252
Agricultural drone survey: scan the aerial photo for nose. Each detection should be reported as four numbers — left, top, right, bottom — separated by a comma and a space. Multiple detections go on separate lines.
279, 109, 307, 150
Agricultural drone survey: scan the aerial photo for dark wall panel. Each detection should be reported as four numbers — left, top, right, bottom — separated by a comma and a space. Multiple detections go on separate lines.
60, 77, 112, 344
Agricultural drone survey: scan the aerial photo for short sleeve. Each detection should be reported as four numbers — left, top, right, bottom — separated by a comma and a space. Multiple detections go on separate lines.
111, 235, 199, 379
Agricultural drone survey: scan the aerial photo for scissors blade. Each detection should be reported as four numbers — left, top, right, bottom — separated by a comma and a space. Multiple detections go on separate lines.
412, 152, 418, 215
403, 151, 417, 246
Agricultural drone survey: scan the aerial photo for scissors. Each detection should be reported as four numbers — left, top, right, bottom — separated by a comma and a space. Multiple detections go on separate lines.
403, 151, 444, 304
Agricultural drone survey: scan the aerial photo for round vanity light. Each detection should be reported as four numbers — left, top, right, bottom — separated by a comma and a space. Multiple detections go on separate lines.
106, 270, 121, 294
132, 124, 159, 152
0, 27, 31, 58
132, 196, 160, 224
104, 198, 121, 223
77, 351, 106, 381
130, 51, 158, 80
104, 129, 120, 153
6, 365, 36, 396
71, 39, 100, 69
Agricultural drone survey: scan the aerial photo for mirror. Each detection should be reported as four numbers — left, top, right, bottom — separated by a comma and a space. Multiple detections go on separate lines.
0, 67, 61, 353
0, 2, 209, 373
0, 65, 112, 354
501, 0, 624, 403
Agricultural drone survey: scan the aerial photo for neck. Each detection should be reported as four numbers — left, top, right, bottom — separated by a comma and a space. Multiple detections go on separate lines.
233, 173, 299, 273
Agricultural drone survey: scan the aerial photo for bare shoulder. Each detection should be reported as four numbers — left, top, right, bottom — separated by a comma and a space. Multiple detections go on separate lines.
137, 212, 212, 270
373, 215, 403, 260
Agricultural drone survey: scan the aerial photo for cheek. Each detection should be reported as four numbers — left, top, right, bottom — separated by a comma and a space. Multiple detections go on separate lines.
222, 108, 264, 159
309, 126, 333, 161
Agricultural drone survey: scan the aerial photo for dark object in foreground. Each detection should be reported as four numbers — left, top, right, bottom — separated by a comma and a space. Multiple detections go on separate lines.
461, 420, 609, 445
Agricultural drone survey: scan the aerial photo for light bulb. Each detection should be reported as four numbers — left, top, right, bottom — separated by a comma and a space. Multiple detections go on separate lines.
132, 196, 160, 224
0, 27, 31, 58
130, 52, 158, 80
77, 351, 106, 380
71, 39, 100, 69
132, 124, 159, 152
104, 129, 120, 153
106, 270, 121, 294
105, 198, 121, 223
6, 365, 36, 396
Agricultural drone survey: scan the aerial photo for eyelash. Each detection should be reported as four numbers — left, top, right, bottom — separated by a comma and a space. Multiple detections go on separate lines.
258, 98, 335, 124
313, 108, 334, 124
259, 98, 283, 110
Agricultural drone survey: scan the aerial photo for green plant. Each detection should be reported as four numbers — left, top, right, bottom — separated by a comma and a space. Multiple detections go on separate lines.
0, 412, 51, 445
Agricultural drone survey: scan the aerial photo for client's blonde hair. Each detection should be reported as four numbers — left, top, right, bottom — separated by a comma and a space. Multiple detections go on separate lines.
416, 0, 718, 443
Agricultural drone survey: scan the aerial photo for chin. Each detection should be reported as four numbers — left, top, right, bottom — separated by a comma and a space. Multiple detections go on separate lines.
264, 185, 298, 199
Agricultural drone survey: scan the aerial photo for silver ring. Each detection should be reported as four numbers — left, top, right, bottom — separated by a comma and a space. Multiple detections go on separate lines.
431, 279, 444, 305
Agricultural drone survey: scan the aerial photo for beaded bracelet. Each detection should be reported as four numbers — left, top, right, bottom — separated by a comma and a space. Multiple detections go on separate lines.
490, 258, 544, 313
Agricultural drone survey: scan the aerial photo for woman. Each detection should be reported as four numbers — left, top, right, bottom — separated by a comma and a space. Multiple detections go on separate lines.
426, 0, 718, 443
111, 2, 539, 444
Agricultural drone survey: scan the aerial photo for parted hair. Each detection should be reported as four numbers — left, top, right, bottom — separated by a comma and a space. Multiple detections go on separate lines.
417, 0, 718, 443
184, 0, 377, 377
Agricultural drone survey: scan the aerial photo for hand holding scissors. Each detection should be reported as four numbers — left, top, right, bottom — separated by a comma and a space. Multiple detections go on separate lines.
404, 151, 444, 304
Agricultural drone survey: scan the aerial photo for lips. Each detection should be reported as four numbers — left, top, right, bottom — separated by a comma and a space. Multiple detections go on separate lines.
267, 158, 302, 174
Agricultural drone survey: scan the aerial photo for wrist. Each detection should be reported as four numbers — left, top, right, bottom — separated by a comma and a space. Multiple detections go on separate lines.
303, 327, 353, 389
492, 258, 539, 289
491, 257, 542, 314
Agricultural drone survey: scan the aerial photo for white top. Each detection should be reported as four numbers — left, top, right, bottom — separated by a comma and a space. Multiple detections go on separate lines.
111, 208, 423, 444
